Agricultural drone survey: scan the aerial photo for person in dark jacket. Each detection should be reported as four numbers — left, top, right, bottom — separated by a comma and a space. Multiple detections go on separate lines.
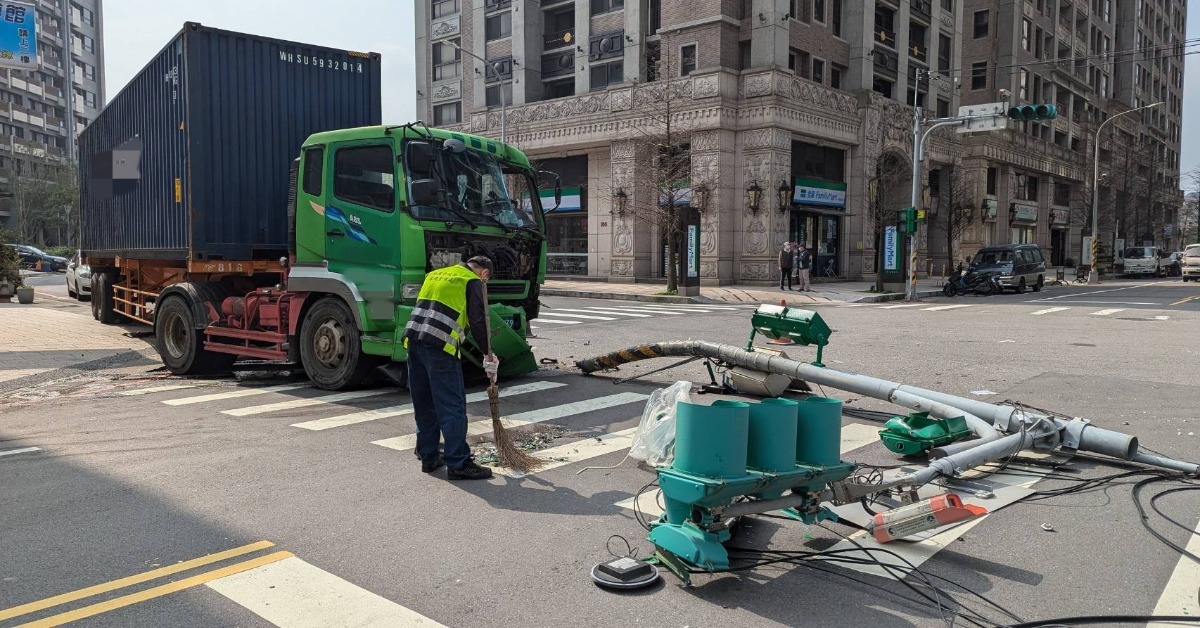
402, 256, 498, 480
796, 245, 813, 291
778, 242, 794, 290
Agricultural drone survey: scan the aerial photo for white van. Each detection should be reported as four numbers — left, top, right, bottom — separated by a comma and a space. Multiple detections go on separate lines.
1182, 244, 1200, 282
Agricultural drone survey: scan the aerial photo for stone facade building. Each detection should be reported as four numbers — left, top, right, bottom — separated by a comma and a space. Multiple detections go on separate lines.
414, 0, 1184, 283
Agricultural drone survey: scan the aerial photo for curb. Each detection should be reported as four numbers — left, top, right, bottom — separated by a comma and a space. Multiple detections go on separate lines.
848, 289, 943, 303
541, 288, 704, 304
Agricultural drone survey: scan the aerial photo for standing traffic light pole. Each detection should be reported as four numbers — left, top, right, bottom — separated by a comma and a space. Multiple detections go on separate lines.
904, 96, 1059, 300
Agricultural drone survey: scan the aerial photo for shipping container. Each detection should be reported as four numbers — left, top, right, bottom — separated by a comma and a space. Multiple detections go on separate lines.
80, 22, 382, 261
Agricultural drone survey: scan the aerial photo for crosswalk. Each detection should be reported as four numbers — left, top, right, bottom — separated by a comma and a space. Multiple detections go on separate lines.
832, 302, 1165, 318
132, 376, 895, 485
531, 303, 755, 328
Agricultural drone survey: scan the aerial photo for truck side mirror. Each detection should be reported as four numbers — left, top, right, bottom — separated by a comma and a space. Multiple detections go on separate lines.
406, 142, 434, 177
410, 179, 444, 206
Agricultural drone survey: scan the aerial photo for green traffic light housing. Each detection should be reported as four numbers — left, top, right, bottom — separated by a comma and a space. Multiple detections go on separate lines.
1007, 104, 1058, 121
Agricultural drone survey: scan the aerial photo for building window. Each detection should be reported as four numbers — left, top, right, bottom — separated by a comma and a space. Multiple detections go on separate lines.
938, 33, 951, 72
813, 0, 826, 23
78, 34, 94, 53
432, 39, 461, 81
1019, 68, 1029, 100
936, 98, 950, 117
591, 0, 623, 15
831, 0, 842, 36
875, 6, 896, 47
649, 0, 661, 34
679, 44, 696, 77
872, 77, 894, 98
543, 78, 575, 100
433, 102, 461, 125
830, 64, 845, 89
941, 0, 953, 10
543, 8, 575, 49
431, 0, 459, 19
973, 10, 989, 38
486, 82, 512, 107
333, 145, 395, 212
971, 62, 987, 90
1053, 181, 1070, 206
986, 167, 997, 195
589, 61, 623, 90
1022, 19, 1032, 52
811, 58, 825, 84
485, 11, 511, 41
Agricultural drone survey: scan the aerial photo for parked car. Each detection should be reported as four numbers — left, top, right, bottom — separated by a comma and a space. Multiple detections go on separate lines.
968, 244, 1047, 293
1166, 251, 1184, 277
1181, 244, 1200, 282
65, 250, 91, 300
5, 244, 68, 272
1121, 246, 1169, 277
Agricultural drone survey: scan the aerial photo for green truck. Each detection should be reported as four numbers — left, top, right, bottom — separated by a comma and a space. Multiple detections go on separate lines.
81, 27, 556, 391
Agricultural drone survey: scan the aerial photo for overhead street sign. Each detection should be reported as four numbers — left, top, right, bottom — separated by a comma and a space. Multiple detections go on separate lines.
956, 102, 1010, 133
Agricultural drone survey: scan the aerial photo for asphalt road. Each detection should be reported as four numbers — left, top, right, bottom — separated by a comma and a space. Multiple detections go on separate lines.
2, 288, 1198, 627
946, 276, 1200, 312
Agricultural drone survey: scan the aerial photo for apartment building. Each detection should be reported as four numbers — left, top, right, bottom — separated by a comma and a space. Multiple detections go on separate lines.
414, 0, 968, 284
0, 0, 104, 232
957, 0, 1186, 268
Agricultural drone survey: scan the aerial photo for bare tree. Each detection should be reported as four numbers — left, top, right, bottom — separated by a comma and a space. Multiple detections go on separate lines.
1182, 165, 1200, 244
6, 161, 78, 246
928, 165, 977, 271
618, 43, 702, 293
864, 151, 911, 292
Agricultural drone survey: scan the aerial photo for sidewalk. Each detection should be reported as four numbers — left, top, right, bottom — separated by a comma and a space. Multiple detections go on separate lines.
543, 278, 946, 305
0, 303, 153, 387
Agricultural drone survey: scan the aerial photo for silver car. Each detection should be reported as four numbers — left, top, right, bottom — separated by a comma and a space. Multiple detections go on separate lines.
65, 250, 92, 300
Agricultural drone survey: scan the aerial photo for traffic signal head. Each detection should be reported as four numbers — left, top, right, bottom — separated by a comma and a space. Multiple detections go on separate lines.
1007, 104, 1058, 121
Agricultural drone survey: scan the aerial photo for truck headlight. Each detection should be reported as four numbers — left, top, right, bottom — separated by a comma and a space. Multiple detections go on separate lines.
401, 283, 421, 299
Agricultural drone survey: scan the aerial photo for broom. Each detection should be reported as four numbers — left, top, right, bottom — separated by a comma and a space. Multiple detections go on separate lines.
481, 284, 545, 473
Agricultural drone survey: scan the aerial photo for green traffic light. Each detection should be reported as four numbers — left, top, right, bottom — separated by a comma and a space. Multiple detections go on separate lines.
1007, 104, 1057, 121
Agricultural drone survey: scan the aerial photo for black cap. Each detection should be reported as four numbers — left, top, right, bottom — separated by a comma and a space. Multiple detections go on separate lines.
466, 255, 494, 275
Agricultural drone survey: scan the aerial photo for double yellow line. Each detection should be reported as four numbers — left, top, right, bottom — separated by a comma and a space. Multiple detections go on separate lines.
0, 540, 290, 627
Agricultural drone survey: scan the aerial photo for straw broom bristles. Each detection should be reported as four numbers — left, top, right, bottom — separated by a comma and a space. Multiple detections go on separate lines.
488, 382, 545, 473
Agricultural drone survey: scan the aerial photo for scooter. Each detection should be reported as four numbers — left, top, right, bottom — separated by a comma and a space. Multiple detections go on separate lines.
943, 266, 1002, 297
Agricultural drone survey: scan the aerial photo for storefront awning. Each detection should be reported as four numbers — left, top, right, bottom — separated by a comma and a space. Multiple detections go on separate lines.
792, 205, 854, 217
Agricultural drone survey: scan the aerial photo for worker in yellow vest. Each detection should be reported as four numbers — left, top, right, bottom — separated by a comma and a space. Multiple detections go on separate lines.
402, 256, 499, 480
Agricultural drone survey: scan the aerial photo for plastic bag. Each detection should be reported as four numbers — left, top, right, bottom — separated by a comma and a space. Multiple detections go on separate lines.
628, 380, 691, 467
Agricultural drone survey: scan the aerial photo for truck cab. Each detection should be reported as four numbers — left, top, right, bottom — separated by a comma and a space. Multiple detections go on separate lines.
1121, 246, 1168, 277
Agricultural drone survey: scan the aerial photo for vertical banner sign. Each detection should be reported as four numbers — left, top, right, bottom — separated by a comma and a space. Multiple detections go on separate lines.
687, 224, 699, 278
884, 226, 899, 271
0, 1, 37, 70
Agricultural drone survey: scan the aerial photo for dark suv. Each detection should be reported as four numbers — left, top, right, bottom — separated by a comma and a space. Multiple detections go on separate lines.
969, 244, 1047, 293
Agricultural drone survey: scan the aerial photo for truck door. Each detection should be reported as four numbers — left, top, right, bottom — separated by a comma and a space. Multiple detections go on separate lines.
324, 140, 401, 324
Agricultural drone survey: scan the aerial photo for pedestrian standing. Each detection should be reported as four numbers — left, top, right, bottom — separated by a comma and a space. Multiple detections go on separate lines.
402, 256, 500, 480
778, 242, 794, 290
797, 245, 813, 291
790, 243, 802, 290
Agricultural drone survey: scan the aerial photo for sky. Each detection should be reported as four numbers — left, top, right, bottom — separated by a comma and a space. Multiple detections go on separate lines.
103, 2, 1196, 184
101, 0, 418, 124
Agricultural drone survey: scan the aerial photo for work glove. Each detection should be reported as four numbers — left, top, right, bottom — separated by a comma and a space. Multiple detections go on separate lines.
482, 353, 500, 382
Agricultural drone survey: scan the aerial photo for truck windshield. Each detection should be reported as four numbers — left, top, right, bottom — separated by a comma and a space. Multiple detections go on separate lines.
409, 147, 540, 230
1123, 247, 1149, 259
1185, 246, 1200, 257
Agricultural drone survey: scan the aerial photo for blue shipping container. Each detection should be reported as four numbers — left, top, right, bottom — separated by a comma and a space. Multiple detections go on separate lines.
80, 22, 382, 261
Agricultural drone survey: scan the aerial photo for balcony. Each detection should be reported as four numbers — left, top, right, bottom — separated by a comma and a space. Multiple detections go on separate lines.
875, 27, 897, 48
909, 42, 928, 64
873, 48, 899, 72
541, 50, 575, 79
543, 27, 574, 50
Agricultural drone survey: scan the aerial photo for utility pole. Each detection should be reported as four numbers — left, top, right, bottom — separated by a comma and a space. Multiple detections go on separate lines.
1088, 101, 1162, 284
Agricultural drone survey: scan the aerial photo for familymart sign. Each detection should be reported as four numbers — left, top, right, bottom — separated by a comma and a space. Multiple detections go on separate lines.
791, 178, 847, 208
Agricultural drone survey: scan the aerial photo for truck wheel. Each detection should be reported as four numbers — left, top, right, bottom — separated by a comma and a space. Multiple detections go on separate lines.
91, 273, 119, 324
156, 296, 236, 376
300, 297, 379, 390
